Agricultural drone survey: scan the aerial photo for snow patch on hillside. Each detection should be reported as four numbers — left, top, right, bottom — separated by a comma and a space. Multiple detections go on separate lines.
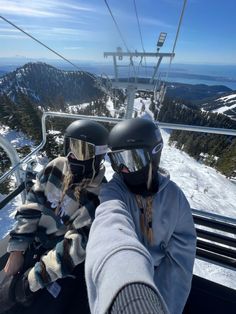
213, 103, 236, 114
0, 125, 33, 147
218, 94, 236, 101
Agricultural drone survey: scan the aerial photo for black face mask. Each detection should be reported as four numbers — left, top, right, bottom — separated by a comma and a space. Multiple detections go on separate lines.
68, 156, 94, 183
121, 164, 159, 196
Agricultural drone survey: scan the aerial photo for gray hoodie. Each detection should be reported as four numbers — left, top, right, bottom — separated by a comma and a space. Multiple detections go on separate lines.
85, 198, 169, 314
95, 169, 197, 314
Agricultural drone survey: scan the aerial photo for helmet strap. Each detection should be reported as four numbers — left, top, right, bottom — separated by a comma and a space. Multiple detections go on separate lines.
90, 158, 96, 183
146, 162, 152, 190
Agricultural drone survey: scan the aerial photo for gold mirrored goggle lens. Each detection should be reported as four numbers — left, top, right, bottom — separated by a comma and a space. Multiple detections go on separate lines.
69, 138, 95, 161
69, 138, 108, 161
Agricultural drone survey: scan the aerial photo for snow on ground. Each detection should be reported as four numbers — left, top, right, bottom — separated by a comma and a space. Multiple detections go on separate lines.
134, 97, 154, 118
106, 97, 116, 117
68, 102, 91, 113
213, 103, 236, 114
0, 193, 21, 238
161, 130, 236, 218
212, 93, 236, 114
218, 94, 236, 101
0, 125, 33, 147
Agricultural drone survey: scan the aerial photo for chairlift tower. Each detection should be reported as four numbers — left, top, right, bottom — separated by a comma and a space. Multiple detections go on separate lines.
104, 33, 174, 118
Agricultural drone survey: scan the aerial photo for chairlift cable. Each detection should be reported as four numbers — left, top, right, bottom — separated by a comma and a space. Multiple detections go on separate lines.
0, 15, 100, 83
133, 0, 148, 77
104, 0, 130, 53
104, 1, 138, 85
164, 0, 188, 82
172, 0, 188, 57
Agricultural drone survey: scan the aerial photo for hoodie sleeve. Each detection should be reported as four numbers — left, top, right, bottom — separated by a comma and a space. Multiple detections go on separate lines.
7, 168, 48, 253
154, 189, 197, 314
85, 199, 169, 314
7, 157, 67, 253
27, 224, 88, 292
27, 190, 97, 292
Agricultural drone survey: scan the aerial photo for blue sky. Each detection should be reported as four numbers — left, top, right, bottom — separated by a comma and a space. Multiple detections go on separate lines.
0, 0, 236, 65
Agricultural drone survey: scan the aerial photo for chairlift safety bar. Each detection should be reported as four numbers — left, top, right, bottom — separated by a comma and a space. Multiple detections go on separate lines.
0, 112, 236, 270
0, 112, 236, 185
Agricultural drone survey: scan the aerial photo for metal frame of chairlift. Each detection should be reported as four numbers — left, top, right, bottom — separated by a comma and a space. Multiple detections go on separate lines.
0, 112, 236, 272
104, 49, 175, 119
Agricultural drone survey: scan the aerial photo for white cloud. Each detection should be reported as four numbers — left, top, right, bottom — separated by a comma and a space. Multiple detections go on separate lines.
63, 46, 82, 50
50, 27, 91, 36
1, 5, 68, 18
0, 34, 26, 39
140, 17, 174, 29
48, 1, 97, 13
0, 0, 98, 18
0, 28, 19, 33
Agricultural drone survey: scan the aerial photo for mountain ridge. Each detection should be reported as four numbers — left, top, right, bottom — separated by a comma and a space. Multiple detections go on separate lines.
0, 62, 236, 122
0, 62, 104, 106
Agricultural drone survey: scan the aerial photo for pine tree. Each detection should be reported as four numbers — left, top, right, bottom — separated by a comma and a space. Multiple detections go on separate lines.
15, 92, 42, 143
0, 148, 11, 195
42, 134, 63, 160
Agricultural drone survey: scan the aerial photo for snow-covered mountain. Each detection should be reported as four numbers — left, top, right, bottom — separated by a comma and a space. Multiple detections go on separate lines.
165, 82, 236, 120
201, 93, 236, 119
0, 62, 103, 106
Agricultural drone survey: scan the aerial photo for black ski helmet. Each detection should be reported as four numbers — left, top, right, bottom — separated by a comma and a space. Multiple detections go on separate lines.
108, 117, 163, 172
64, 119, 109, 177
64, 119, 108, 150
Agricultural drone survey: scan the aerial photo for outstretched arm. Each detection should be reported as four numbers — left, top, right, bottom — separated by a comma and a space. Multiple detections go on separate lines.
4, 168, 47, 276
85, 199, 169, 314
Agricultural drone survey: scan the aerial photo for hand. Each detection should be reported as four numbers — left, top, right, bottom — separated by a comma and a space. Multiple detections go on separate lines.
4, 251, 24, 276
14, 269, 34, 306
0, 269, 34, 314
0, 275, 16, 314
86, 191, 100, 208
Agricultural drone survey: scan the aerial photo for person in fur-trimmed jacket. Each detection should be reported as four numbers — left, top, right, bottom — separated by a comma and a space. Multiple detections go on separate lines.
1, 119, 108, 314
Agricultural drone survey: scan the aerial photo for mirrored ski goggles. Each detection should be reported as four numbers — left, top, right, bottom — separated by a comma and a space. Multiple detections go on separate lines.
68, 138, 108, 161
109, 143, 163, 173
108, 149, 150, 173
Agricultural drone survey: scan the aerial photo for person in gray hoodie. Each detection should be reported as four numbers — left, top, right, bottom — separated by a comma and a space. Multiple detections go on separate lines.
85, 191, 169, 314
88, 118, 196, 314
